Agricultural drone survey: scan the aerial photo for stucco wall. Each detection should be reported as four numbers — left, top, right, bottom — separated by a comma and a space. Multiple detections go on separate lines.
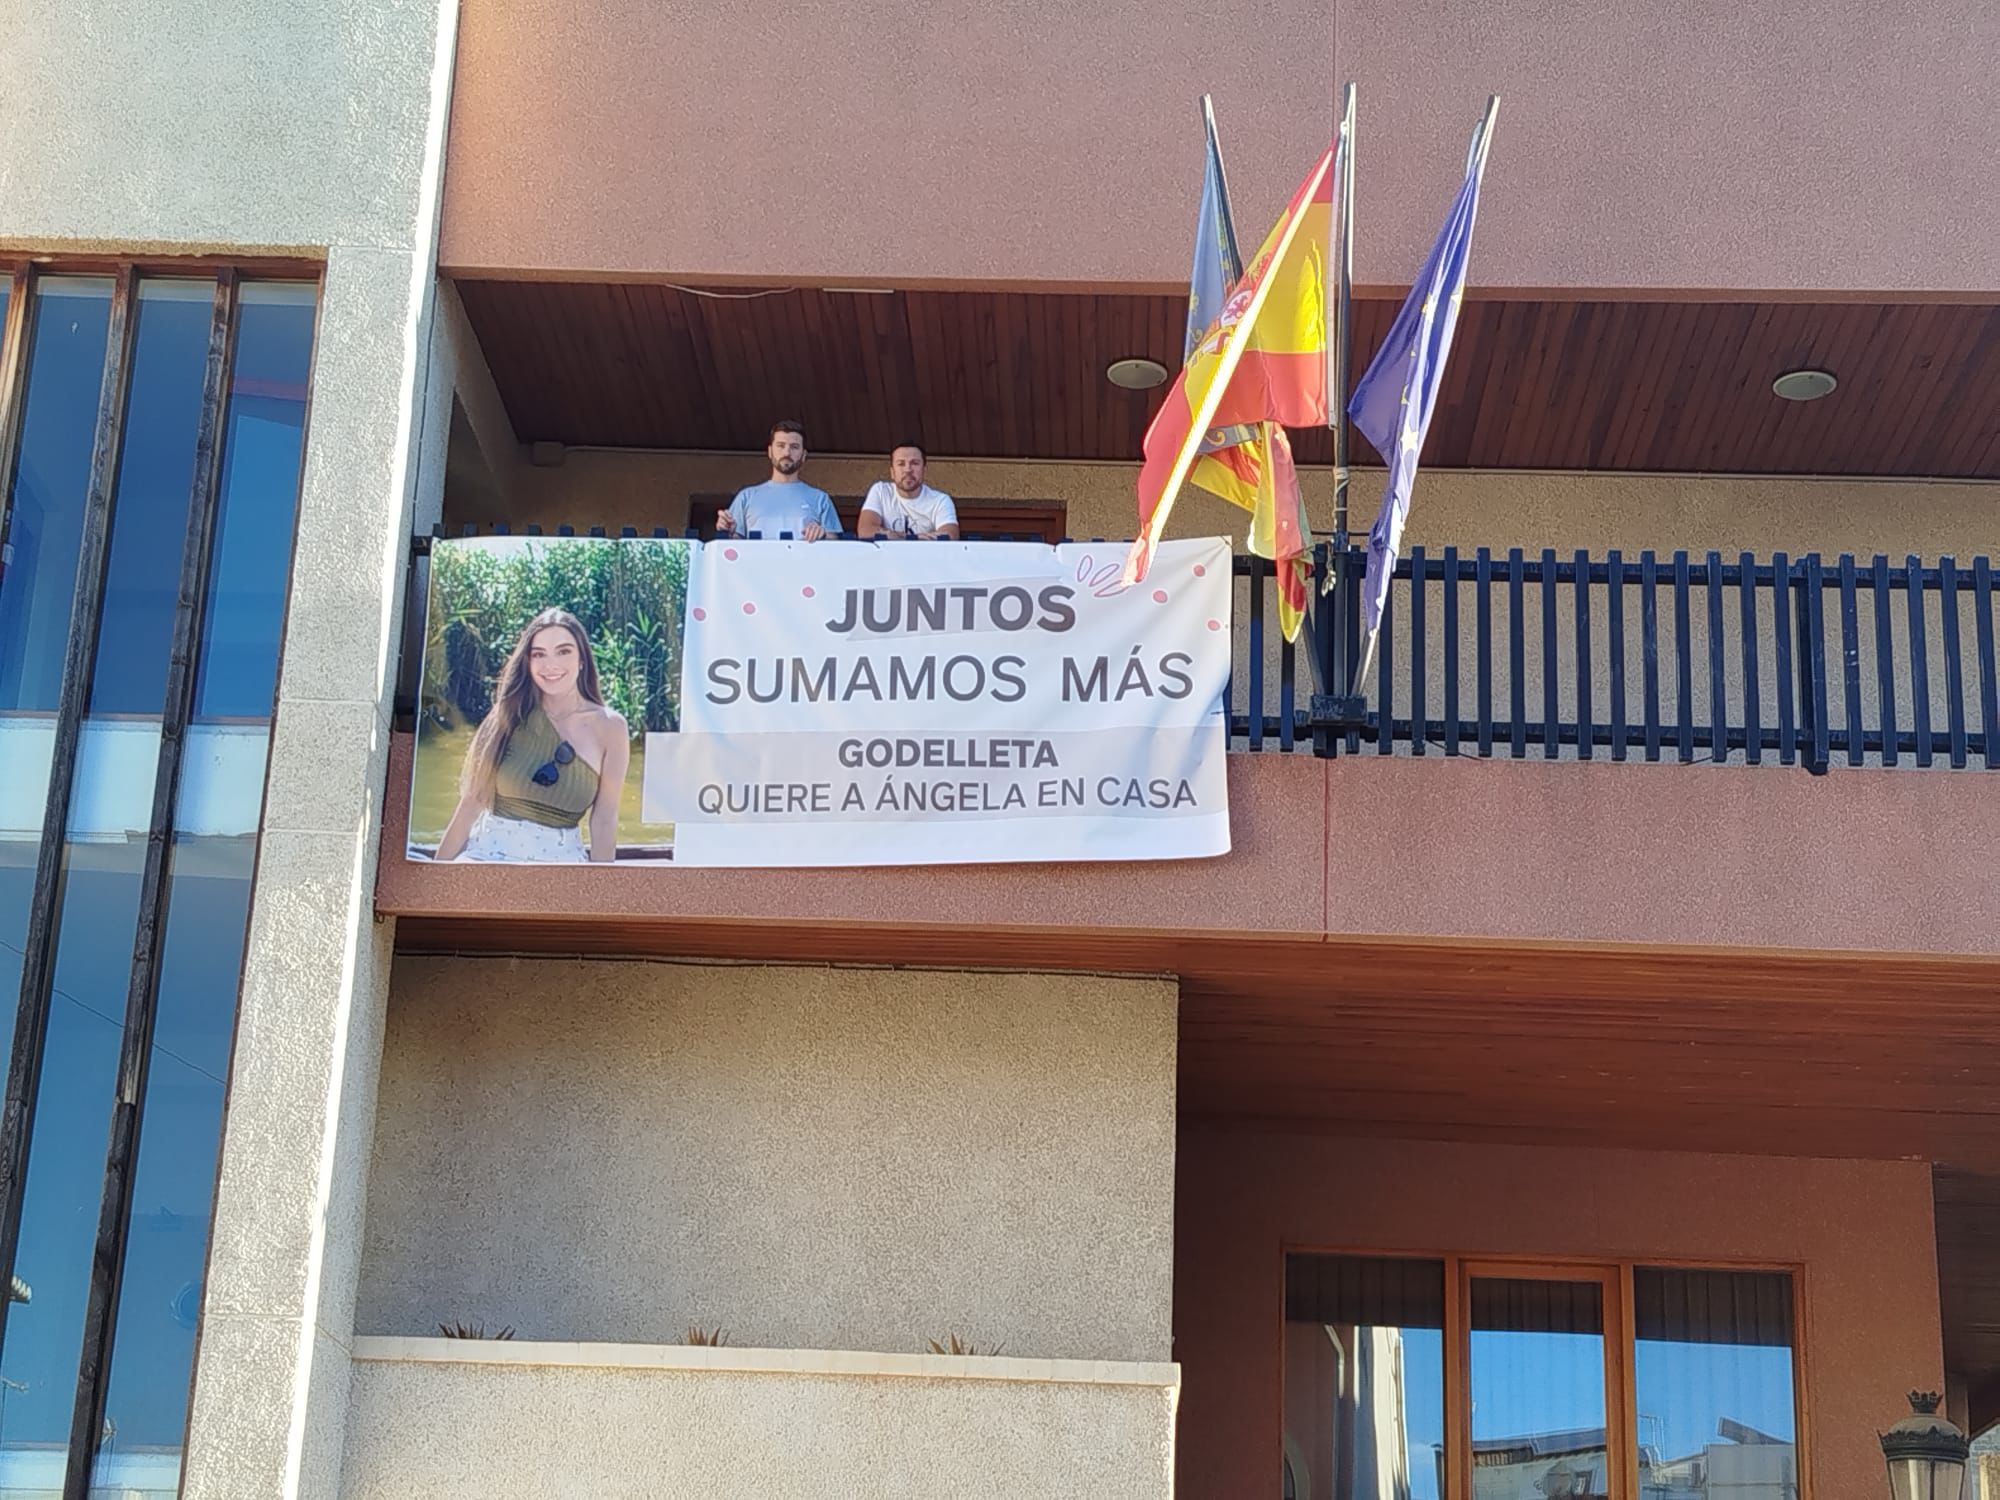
438, 0, 2000, 293
1175, 1130, 1943, 1500
0, 0, 449, 256
357, 958, 1177, 1362
341, 1341, 1179, 1500
476, 447, 2000, 564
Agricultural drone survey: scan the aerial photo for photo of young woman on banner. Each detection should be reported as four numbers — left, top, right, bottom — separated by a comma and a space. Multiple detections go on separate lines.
406, 536, 688, 862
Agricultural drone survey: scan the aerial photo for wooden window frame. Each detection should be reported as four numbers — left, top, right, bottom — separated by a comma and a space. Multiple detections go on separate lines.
1282, 1247, 1810, 1500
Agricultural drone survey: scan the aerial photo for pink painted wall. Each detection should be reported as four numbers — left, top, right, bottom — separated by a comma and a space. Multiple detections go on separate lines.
1175, 1130, 1943, 1499
441, 0, 2000, 293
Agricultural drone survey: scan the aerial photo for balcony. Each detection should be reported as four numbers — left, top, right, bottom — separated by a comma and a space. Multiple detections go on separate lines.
342, 1338, 1178, 1499
377, 527, 2000, 986
395, 528, 1998, 768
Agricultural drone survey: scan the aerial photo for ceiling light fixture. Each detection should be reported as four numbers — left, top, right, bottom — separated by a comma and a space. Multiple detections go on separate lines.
1106, 357, 1171, 391
1772, 369, 1838, 402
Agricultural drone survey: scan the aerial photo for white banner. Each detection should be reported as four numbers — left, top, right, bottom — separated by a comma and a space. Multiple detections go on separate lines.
643, 538, 1232, 866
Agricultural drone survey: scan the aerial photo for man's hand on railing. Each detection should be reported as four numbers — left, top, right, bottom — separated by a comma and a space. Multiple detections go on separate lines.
801, 521, 828, 542
713, 509, 736, 535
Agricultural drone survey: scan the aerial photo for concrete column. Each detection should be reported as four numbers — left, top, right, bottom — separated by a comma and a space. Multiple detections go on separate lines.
177, 10, 461, 1485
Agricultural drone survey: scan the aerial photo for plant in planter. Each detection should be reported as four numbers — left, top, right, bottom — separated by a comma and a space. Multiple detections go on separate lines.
437, 1320, 516, 1340
683, 1325, 729, 1347
925, 1333, 1003, 1357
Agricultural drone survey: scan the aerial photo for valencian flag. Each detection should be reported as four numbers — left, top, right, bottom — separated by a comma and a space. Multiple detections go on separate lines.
1177, 102, 1317, 642
1349, 119, 1492, 635
1127, 140, 1337, 641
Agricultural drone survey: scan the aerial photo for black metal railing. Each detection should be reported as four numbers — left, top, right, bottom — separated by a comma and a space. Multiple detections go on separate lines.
397, 528, 1998, 774
1291, 544, 1997, 772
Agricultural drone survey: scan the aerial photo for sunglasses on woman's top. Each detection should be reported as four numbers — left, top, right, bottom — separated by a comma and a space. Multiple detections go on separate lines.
530, 741, 576, 787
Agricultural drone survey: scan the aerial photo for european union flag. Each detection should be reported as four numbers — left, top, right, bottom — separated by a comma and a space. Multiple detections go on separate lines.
1349, 115, 1494, 634
1188, 98, 1256, 457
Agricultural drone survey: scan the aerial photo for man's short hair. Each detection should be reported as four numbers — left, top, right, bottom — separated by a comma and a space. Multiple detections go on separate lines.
769, 419, 806, 443
891, 441, 926, 460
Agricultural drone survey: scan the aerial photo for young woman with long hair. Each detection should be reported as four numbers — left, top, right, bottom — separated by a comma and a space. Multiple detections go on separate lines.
435, 608, 630, 863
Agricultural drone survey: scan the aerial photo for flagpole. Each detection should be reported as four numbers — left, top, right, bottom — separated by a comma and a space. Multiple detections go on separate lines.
1329, 82, 1357, 563
1202, 94, 1243, 274
1348, 96, 1498, 695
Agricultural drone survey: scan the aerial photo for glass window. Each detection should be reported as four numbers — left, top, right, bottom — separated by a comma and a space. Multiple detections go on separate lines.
0, 838, 145, 1458
0, 278, 217, 1473
194, 283, 315, 720
90, 280, 314, 1493
86, 281, 211, 721
0, 268, 317, 1497
0, 278, 112, 1063
1469, 1276, 1612, 1500
90, 834, 257, 1496
0, 277, 111, 714
1281, 1259, 1802, 1500
1286, 1256, 1449, 1500
1634, 1269, 1797, 1500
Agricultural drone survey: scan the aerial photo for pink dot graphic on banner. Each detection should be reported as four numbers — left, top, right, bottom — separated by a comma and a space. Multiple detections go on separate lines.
723, 547, 739, 561
1193, 563, 1207, 577
1152, 589, 1169, 604
691, 607, 707, 622
742, 601, 757, 615
1207, 619, 1221, 631
801, 585, 815, 598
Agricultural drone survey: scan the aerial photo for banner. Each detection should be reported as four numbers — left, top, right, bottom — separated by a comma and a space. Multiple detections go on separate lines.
408, 535, 1231, 867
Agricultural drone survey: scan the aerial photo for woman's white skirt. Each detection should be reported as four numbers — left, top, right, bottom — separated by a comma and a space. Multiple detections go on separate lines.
457, 812, 587, 863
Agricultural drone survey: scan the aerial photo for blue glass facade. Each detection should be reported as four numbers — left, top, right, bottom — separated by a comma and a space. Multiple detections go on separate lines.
0, 270, 316, 1498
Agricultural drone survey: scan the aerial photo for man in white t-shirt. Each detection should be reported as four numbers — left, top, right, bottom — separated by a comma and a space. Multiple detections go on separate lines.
858, 443, 960, 540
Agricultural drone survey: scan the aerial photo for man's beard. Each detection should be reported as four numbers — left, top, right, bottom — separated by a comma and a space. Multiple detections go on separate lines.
775, 456, 800, 474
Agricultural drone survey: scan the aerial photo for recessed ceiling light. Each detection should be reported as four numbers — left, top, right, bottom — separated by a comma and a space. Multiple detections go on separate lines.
1106, 357, 1170, 391
1772, 369, 1838, 402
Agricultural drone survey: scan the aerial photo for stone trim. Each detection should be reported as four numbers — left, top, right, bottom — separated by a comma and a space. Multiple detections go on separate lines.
351, 1336, 1179, 1388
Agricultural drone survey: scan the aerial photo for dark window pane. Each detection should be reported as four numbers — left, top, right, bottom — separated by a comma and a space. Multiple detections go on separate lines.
0, 279, 112, 1062
87, 281, 213, 718
0, 843, 143, 1457
0, 277, 111, 713
193, 283, 315, 720
90, 835, 257, 1495
1285, 1255, 1447, 1500
1470, 1277, 1610, 1500
1635, 1268, 1797, 1500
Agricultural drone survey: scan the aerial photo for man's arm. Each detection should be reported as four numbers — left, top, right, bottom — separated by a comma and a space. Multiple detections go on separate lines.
857, 484, 889, 538
930, 494, 961, 540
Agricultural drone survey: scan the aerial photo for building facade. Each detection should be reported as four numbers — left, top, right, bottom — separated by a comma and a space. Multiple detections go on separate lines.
0, 0, 1997, 1496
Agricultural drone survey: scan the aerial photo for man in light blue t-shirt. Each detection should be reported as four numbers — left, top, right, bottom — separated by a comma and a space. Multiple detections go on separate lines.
716, 420, 842, 541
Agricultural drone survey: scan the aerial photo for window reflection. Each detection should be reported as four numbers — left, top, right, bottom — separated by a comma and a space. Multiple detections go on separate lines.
1469, 1277, 1609, 1500
0, 277, 111, 714
1635, 1269, 1797, 1500
194, 283, 315, 719
0, 270, 315, 1497
91, 279, 315, 1495
0, 278, 112, 1067
1286, 1255, 1447, 1500
89, 282, 211, 719
89, 835, 256, 1499
0, 842, 144, 1457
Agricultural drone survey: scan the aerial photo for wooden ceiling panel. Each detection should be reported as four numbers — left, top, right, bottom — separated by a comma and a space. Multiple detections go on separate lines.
456, 280, 2000, 477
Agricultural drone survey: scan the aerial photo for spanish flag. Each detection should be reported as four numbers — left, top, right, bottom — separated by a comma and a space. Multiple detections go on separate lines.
1127, 143, 1335, 637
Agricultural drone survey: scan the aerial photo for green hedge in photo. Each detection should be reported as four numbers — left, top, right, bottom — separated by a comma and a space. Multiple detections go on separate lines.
420, 537, 688, 734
